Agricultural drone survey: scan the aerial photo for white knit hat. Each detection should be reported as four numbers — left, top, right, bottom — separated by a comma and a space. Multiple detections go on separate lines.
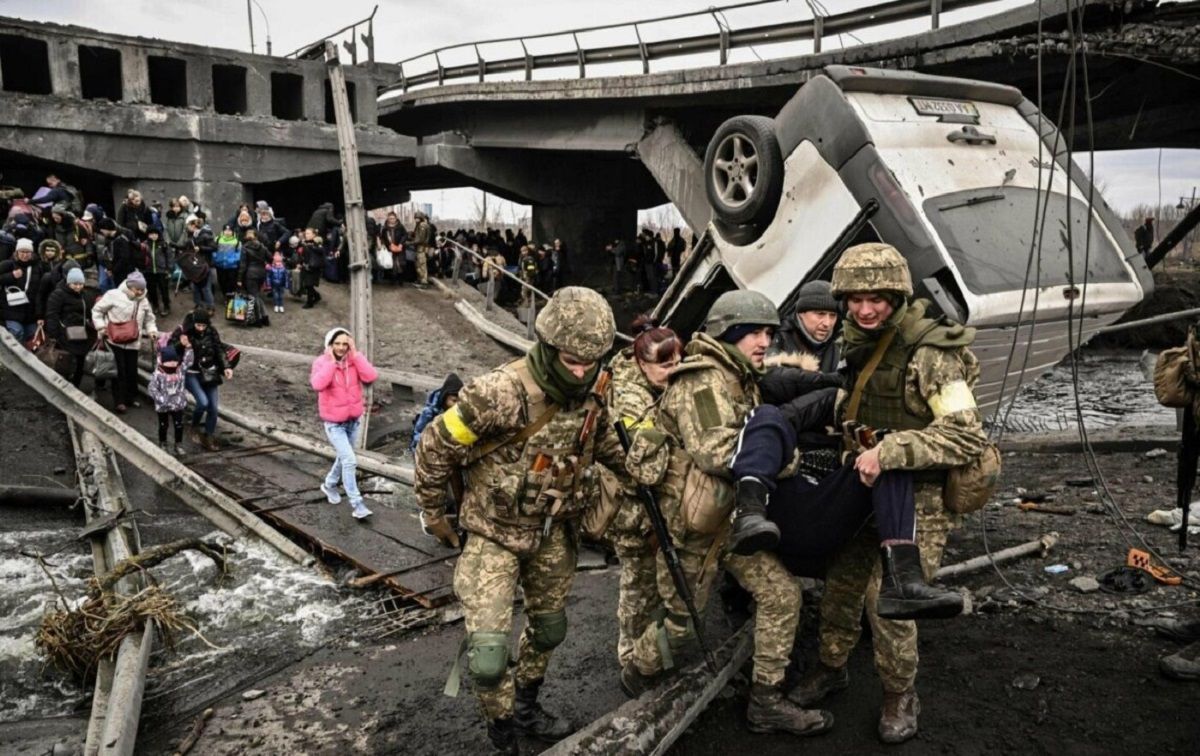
324, 327, 351, 347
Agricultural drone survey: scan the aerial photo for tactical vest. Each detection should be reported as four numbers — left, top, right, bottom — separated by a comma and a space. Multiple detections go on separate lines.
845, 308, 973, 434
467, 358, 599, 531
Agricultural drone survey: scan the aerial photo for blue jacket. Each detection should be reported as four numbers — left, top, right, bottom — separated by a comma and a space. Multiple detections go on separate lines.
266, 263, 291, 290
410, 388, 445, 451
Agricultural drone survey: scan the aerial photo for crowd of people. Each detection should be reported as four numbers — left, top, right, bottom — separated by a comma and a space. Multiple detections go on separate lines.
408, 243, 991, 753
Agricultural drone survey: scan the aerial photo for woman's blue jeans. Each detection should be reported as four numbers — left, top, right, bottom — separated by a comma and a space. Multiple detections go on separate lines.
323, 418, 362, 504
185, 374, 220, 435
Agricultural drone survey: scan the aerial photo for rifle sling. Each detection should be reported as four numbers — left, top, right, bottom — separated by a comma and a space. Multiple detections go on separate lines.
466, 404, 560, 465
844, 328, 897, 425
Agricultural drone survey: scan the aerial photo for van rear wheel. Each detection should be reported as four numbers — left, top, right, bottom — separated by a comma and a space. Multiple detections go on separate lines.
704, 116, 783, 229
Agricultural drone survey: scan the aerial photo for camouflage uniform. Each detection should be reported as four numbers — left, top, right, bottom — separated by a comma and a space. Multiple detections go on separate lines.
626, 332, 801, 687
411, 214, 432, 285
604, 349, 661, 667
414, 287, 621, 733
817, 244, 987, 697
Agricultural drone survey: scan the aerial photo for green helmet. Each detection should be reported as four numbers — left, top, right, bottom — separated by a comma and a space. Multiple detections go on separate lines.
535, 286, 615, 361
830, 243, 913, 297
703, 289, 780, 337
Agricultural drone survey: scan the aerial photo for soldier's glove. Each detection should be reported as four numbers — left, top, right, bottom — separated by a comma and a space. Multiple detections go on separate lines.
421, 512, 461, 549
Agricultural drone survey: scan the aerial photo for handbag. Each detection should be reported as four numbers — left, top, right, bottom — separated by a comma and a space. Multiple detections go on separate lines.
84, 344, 117, 380
200, 363, 221, 384
375, 245, 394, 270
25, 324, 45, 352
225, 294, 249, 322
5, 271, 30, 306
65, 325, 88, 341
106, 301, 141, 344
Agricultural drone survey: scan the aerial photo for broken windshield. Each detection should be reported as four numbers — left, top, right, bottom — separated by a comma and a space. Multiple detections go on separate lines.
923, 187, 1129, 294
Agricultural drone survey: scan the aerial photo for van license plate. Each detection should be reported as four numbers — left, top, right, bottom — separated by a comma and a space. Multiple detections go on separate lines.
910, 98, 979, 119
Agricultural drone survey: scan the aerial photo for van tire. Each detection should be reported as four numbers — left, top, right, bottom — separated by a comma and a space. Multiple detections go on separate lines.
704, 116, 784, 228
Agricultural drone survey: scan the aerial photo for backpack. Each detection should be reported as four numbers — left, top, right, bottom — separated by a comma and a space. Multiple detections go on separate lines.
61, 184, 84, 216
1155, 326, 1200, 408
177, 249, 210, 284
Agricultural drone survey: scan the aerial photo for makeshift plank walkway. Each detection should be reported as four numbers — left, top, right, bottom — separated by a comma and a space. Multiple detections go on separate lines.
118, 403, 458, 607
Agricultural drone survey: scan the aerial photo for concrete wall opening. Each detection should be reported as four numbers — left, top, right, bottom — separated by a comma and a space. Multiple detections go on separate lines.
0, 35, 52, 95
212, 64, 247, 115
148, 56, 188, 107
324, 79, 357, 124
78, 45, 123, 101
270, 72, 304, 120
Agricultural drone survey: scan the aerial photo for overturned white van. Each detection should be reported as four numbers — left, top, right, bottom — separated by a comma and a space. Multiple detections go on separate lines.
654, 65, 1153, 415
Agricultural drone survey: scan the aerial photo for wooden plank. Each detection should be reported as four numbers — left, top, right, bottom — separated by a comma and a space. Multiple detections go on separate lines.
0, 330, 311, 564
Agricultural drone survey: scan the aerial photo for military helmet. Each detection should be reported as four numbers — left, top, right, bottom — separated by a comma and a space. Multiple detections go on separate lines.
830, 243, 913, 297
703, 289, 780, 337
535, 286, 616, 361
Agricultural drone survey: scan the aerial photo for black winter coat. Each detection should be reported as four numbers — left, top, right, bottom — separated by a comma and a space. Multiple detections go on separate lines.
0, 257, 46, 323
306, 204, 341, 236
238, 239, 271, 283
171, 319, 227, 386
44, 281, 93, 356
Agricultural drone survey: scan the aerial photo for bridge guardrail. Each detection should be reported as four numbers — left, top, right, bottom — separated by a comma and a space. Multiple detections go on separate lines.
383, 0, 1000, 94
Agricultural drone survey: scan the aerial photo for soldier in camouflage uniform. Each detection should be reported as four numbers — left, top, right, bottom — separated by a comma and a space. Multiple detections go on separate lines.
414, 286, 624, 754
410, 211, 432, 287
789, 243, 988, 744
623, 290, 833, 738
604, 319, 683, 669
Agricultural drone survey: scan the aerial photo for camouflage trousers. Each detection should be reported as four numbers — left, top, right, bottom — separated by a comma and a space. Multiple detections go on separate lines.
817, 483, 955, 693
453, 525, 576, 720
630, 529, 801, 687
415, 245, 429, 284
613, 538, 660, 668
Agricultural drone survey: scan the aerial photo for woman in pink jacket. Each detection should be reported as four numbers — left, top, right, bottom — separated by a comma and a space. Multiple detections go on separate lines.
311, 327, 379, 519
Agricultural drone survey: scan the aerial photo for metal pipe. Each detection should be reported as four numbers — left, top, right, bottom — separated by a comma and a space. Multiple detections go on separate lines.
1146, 201, 1200, 269
1097, 306, 1200, 335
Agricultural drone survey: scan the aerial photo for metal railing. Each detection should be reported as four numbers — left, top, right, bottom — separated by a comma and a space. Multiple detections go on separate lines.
443, 237, 633, 343
384, 0, 999, 93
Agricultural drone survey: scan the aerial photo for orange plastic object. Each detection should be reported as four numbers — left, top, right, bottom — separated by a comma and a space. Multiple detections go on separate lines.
1126, 548, 1183, 586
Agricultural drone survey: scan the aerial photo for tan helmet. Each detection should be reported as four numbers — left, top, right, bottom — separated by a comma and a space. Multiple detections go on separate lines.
830, 243, 913, 297
703, 289, 780, 337
535, 286, 616, 361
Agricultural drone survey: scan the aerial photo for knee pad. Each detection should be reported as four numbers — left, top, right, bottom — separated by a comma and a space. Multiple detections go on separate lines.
526, 610, 568, 652
466, 631, 510, 690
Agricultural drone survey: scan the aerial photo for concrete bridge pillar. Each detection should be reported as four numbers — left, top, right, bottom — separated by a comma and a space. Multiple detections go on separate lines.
123, 49, 151, 104
48, 38, 81, 98
532, 204, 636, 290
186, 59, 213, 110
246, 65, 271, 118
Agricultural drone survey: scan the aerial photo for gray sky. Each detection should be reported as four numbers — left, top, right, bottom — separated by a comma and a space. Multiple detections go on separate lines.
6, 0, 1196, 219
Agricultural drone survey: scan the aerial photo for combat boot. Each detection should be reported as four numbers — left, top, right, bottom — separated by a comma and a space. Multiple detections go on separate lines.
879, 687, 920, 743
787, 662, 849, 706
727, 478, 780, 556
619, 664, 661, 698
486, 717, 519, 755
513, 679, 573, 742
876, 543, 962, 620
746, 683, 834, 737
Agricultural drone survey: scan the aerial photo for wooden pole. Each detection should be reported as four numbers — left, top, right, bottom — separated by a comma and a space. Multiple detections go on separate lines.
935, 532, 1059, 580
325, 40, 373, 449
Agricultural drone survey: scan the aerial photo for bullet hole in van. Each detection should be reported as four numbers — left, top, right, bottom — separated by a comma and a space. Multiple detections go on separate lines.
948, 159, 955, 166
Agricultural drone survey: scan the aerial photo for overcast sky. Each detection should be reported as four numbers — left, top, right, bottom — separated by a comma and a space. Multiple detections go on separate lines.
6, 0, 1196, 220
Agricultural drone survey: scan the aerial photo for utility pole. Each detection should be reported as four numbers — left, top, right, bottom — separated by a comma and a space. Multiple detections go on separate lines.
324, 40, 374, 448
246, 0, 256, 54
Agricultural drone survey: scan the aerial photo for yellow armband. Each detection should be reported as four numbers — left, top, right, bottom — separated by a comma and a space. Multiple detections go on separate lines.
440, 405, 479, 446
927, 380, 977, 418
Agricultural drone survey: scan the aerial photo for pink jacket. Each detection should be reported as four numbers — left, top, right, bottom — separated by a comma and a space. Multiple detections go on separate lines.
310, 352, 379, 423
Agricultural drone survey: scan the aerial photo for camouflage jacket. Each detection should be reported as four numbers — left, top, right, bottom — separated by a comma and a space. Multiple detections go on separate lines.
604, 349, 659, 545
839, 300, 988, 474
414, 356, 623, 555
626, 333, 762, 507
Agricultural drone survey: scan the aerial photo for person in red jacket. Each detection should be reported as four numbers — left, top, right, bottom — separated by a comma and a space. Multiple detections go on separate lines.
310, 327, 379, 519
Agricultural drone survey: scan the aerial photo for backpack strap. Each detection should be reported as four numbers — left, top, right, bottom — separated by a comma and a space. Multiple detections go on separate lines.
844, 329, 896, 425
465, 359, 559, 465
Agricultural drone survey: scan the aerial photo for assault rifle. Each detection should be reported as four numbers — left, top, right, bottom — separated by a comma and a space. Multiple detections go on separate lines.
614, 421, 719, 675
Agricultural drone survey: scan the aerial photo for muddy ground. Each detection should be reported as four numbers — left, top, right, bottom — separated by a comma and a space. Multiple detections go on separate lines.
3, 276, 1199, 755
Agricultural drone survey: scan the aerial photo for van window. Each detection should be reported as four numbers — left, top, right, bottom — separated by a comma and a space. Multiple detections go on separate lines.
923, 187, 1128, 294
